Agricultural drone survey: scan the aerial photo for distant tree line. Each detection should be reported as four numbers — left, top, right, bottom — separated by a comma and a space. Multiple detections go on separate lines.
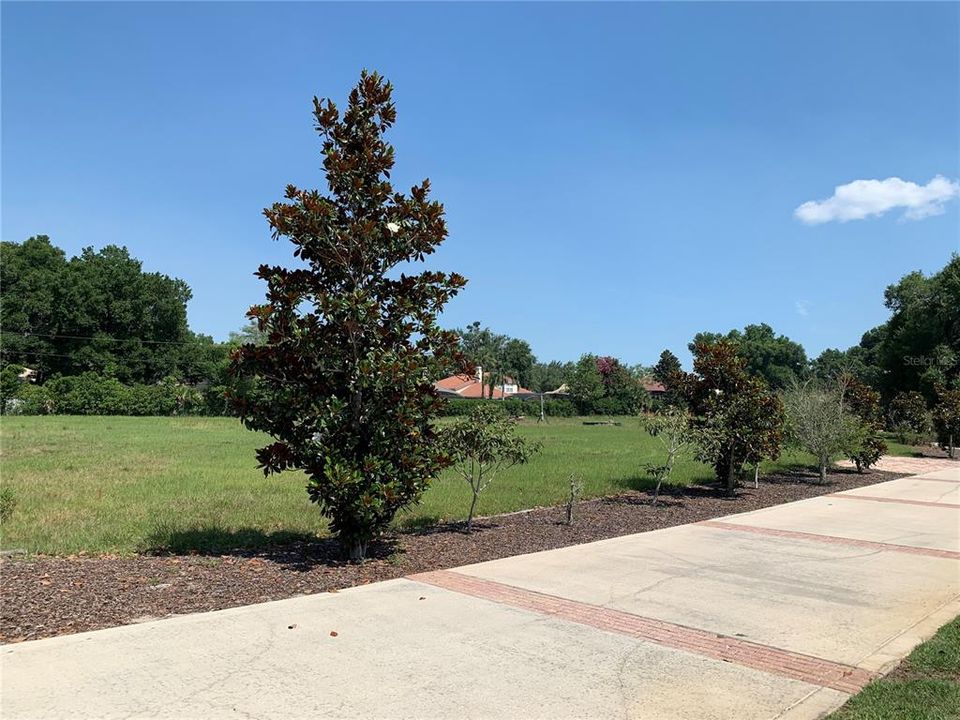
2, 235, 958, 435
0, 236, 239, 414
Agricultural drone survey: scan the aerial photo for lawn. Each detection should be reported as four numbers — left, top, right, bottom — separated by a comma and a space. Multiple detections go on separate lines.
828, 616, 960, 720
2, 415, 829, 555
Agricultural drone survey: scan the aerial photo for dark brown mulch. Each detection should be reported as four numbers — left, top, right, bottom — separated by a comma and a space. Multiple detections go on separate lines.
0, 468, 907, 644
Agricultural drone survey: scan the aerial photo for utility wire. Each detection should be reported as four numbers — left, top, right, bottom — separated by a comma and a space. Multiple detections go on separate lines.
0, 330, 218, 346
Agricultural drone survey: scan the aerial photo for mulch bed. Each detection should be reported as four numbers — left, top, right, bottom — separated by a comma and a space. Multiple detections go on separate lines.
1, 467, 907, 644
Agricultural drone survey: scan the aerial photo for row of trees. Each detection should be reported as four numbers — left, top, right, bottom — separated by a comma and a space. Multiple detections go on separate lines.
1, 236, 227, 385
3, 71, 958, 563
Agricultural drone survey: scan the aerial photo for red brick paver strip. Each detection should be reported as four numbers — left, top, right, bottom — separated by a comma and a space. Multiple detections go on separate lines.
831, 494, 960, 509
699, 520, 960, 560
409, 570, 875, 694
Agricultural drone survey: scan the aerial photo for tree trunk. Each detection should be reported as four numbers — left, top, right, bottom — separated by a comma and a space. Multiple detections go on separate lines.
466, 491, 479, 533
950, 433, 955, 459
724, 459, 736, 496
652, 478, 663, 506
347, 538, 367, 562
818, 460, 828, 485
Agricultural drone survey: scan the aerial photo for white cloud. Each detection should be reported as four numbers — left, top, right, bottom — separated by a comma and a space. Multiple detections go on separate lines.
795, 300, 810, 317
794, 175, 960, 225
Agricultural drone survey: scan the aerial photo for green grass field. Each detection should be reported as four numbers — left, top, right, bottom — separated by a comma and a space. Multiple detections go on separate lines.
828, 616, 960, 720
0, 415, 858, 555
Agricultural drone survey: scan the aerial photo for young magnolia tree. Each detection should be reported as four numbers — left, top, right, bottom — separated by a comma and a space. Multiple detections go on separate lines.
676, 341, 784, 495
840, 373, 887, 472
441, 405, 540, 532
641, 406, 694, 505
933, 385, 960, 458
230, 71, 467, 559
887, 391, 930, 444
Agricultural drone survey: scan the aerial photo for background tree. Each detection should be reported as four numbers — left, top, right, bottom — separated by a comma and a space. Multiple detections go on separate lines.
230, 71, 467, 559
568, 354, 645, 415
652, 349, 684, 406
887, 390, 931, 444
0, 236, 193, 383
677, 340, 784, 494
529, 360, 574, 393
501, 338, 535, 390
568, 354, 606, 412
932, 385, 960, 458
818, 255, 960, 403
441, 404, 540, 531
691, 323, 807, 390
876, 256, 959, 402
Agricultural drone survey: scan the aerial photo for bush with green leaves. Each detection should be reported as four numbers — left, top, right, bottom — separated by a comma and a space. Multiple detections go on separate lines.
441, 404, 541, 531
229, 72, 466, 560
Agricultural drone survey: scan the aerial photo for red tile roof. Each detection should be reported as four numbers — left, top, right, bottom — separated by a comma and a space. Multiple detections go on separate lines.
435, 374, 532, 399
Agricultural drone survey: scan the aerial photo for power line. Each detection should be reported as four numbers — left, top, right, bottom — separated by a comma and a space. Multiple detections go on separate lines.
0, 330, 214, 347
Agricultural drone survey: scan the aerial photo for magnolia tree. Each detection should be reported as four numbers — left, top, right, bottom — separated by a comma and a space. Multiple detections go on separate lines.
675, 341, 784, 495
887, 391, 930, 445
441, 405, 540, 532
230, 72, 467, 560
933, 385, 960, 458
840, 373, 887, 472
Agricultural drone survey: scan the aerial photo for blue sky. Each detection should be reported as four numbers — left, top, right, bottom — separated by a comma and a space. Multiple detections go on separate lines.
3, 2, 958, 367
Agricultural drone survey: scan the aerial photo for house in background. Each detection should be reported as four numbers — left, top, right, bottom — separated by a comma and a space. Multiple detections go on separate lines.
434, 366, 533, 400
642, 379, 666, 399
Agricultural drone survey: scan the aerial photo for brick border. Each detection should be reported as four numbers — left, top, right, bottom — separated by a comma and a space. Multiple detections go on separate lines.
409, 570, 875, 694
699, 520, 960, 560
831, 494, 960, 510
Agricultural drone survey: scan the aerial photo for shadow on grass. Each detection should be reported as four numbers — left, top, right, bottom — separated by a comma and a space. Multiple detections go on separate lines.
141, 524, 398, 570
613, 471, 716, 496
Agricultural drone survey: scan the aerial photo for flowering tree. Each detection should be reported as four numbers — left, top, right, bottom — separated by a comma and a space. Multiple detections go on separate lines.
230, 72, 466, 559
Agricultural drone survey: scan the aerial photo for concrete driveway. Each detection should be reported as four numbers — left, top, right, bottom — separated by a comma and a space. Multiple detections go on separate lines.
3, 464, 958, 719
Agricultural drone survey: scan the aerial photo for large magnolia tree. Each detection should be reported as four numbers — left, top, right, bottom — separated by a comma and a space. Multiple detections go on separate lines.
230, 71, 467, 559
